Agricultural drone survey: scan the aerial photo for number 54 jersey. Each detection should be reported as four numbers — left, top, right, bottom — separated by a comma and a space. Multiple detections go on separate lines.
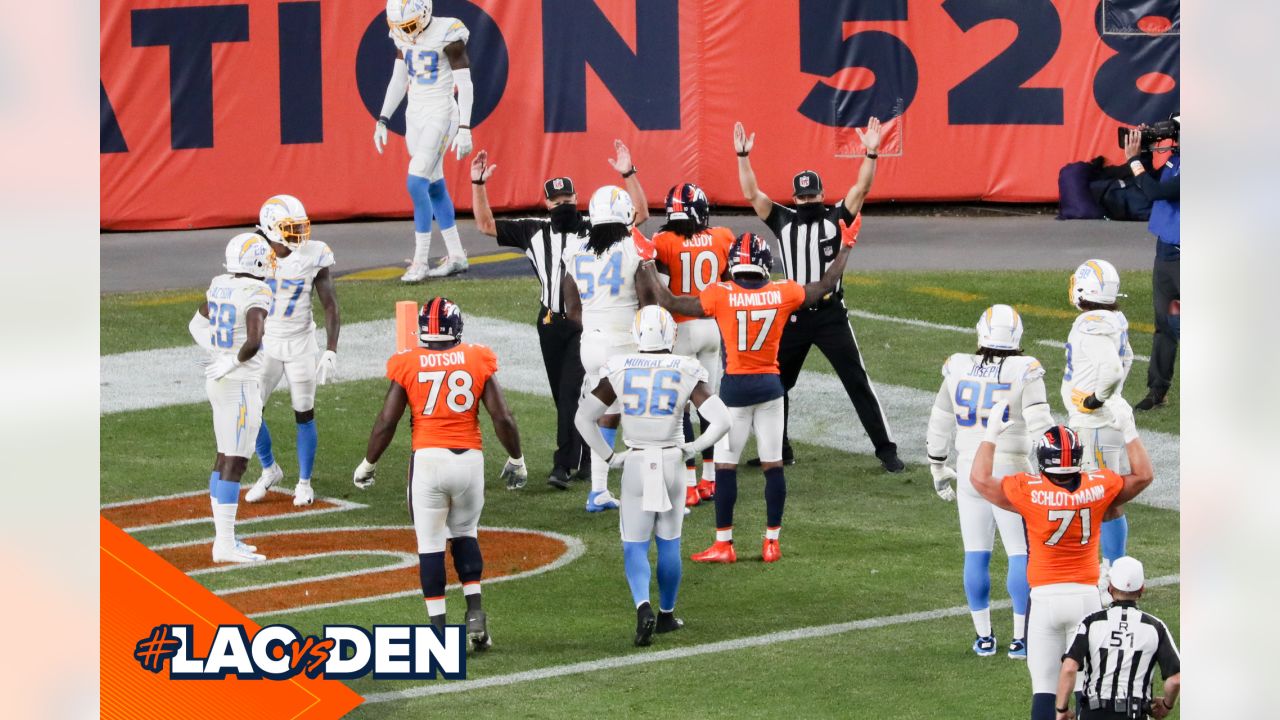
602, 354, 708, 449
942, 354, 1047, 457
386, 342, 498, 451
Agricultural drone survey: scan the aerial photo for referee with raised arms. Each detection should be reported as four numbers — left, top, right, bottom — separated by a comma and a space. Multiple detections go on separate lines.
470, 142, 649, 489
733, 118, 904, 472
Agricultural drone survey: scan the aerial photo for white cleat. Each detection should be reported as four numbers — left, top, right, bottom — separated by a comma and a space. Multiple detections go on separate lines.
401, 262, 431, 283
245, 463, 284, 503
236, 539, 258, 553
425, 255, 469, 278
293, 482, 314, 507
213, 540, 266, 563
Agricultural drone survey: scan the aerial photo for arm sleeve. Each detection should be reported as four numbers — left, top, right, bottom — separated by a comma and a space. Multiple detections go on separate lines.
453, 67, 474, 127
1079, 333, 1124, 401
574, 393, 615, 460
1064, 621, 1091, 664
1021, 377, 1055, 439
688, 395, 732, 454
380, 58, 409, 119
926, 382, 953, 462
188, 311, 209, 348
764, 203, 791, 237
830, 202, 855, 224
494, 219, 540, 251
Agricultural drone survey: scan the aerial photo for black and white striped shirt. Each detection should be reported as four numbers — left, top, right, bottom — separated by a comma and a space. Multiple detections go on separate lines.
1065, 601, 1180, 707
496, 217, 587, 313
763, 202, 854, 300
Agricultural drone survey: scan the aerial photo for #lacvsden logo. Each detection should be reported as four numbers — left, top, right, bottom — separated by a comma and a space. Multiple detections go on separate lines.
134, 624, 466, 680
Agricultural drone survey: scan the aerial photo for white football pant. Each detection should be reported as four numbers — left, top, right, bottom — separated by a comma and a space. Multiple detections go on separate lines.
207, 377, 263, 458
1027, 583, 1101, 693
714, 397, 784, 465
405, 103, 458, 181
956, 452, 1031, 555
410, 448, 485, 554
260, 332, 320, 412
618, 447, 686, 543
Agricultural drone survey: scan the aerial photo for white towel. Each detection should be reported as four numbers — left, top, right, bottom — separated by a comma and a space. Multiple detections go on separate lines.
639, 447, 672, 513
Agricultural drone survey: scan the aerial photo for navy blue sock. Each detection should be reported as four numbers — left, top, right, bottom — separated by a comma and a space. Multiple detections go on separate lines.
714, 468, 737, 531
763, 467, 786, 528
1030, 693, 1056, 720
296, 419, 317, 480
255, 422, 274, 469
418, 551, 446, 598
655, 536, 682, 612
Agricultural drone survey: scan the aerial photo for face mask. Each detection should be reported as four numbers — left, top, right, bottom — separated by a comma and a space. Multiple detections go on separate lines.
795, 202, 825, 223
550, 203, 581, 233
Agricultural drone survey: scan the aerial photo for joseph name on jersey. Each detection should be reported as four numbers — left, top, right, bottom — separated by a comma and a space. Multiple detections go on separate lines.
942, 353, 1046, 456
570, 234, 648, 336
265, 240, 334, 338
1061, 309, 1133, 428
603, 354, 708, 448
203, 275, 273, 380
392, 17, 469, 110
386, 342, 498, 451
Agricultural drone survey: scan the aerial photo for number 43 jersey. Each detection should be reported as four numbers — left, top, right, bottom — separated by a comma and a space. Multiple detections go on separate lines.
602, 353, 708, 449
386, 342, 498, 451
265, 240, 335, 340
392, 17, 470, 111
942, 353, 1047, 457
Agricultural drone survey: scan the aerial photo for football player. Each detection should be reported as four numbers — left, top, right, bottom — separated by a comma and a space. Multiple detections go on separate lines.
649, 182, 735, 507
243, 195, 341, 508
574, 306, 731, 646
642, 228, 857, 563
375, 0, 475, 281
1061, 259, 1135, 598
926, 305, 1054, 658
192, 234, 274, 563
970, 404, 1152, 720
352, 297, 526, 651
563, 186, 657, 512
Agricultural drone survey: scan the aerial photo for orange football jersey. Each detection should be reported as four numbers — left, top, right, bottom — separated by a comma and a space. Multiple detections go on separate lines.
700, 280, 805, 375
385, 343, 498, 451
1002, 469, 1124, 588
653, 226, 735, 322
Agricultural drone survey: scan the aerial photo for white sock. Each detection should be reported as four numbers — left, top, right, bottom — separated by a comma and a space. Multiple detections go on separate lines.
297, 477, 311, 487
765, 526, 780, 540
702, 460, 714, 482
210, 498, 237, 545
971, 608, 992, 638
462, 582, 482, 597
686, 465, 697, 488
590, 449, 609, 493
1013, 613, 1026, 640
415, 231, 433, 265
425, 597, 446, 617
716, 527, 733, 542
441, 225, 464, 258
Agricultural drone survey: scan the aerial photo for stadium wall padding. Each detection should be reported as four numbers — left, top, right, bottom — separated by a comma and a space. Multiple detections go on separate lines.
101, 0, 1179, 230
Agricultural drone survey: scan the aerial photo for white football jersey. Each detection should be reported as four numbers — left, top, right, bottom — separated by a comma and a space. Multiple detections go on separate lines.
265, 240, 335, 339
603, 353, 708, 449
570, 236, 647, 336
393, 17, 469, 111
1061, 310, 1133, 428
203, 274, 273, 380
942, 353, 1047, 456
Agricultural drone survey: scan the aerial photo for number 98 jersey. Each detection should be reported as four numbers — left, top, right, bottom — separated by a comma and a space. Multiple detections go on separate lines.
386, 342, 498, 451
601, 353, 708, 449
942, 353, 1046, 456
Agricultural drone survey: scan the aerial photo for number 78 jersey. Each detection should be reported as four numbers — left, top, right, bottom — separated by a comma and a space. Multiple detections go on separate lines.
942, 353, 1046, 456
1001, 469, 1123, 588
700, 280, 805, 374
385, 343, 498, 451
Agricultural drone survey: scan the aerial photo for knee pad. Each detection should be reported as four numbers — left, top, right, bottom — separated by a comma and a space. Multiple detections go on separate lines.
449, 536, 483, 584
427, 179, 456, 229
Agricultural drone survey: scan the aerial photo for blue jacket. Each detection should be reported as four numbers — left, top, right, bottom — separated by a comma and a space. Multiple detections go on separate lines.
1136, 154, 1180, 258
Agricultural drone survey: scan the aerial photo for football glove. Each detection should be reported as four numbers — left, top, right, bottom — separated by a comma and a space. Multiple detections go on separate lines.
1071, 388, 1102, 413
607, 450, 630, 469
983, 400, 1013, 443
929, 463, 957, 502
374, 120, 388, 154
353, 459, 377, 490
678, 443, 699, 463
316, 350, 338, 385
452, 128, 473, 160
500, 456, 527, 490
203, 355, 240, 380
839, 213, 862, 248
1109, 400, 1140, 443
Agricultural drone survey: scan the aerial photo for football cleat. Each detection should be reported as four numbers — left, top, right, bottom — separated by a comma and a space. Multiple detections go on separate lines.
879, 452, 906, 473
465, 609, 492, 652
293, 482, 314, 507
585, 490, 620, 512
762, 538, 781, 563
426, 255, 469, 278
245, 463, 284, 503
634, 602, 656, 647
401, 262, 430, 283
547, 467, 572, 490
212, 540, 266, 564
696, 479, 715, 500
1008, 638, 1027, 659
691, 540, 737, 564
685, 486, 700, 507
656, 611, 684, 634
973, 635, 997, 657
235, 538, 257, 553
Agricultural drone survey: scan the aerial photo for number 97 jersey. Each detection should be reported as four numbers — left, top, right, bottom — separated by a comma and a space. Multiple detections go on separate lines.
602, 354, 708, 449
942, 353, 1046, 456
386, 342, 498, 451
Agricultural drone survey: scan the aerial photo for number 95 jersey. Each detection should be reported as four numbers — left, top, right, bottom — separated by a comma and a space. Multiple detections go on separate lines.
393, 17, 469, 111
943, 353, 1046, 456
386, 342, 498, 451
265, 240, 335, 340
602, 353, 708, 449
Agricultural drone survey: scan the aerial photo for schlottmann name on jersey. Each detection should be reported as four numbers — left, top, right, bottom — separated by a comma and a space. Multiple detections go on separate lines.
1029, 484, 1105, 507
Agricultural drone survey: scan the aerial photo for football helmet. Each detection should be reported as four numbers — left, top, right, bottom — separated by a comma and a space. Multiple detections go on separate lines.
419, 296, 464, 343
224, 233, 274, 279
257, 194, 311, 248
1069, 259, 1121, 309
588, 185, 635, 227
664, 183, 709, 227
632, 305, 677, 352
727, 232, 773, 277
1034, 425, 1084, 477
387, 0, 432, 43
976, 304, 1024, 351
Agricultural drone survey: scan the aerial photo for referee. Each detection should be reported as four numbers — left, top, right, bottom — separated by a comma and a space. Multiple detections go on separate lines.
469, 144, 648, 488
733, 119, 904, 472
1055, 556, 1181, 719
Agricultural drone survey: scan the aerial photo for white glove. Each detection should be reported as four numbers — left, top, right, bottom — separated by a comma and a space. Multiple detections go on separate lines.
930, 463, 957, 502
452, 128, 473, 160
983, 400, 1013, 443
316, 350, 338, 385
678, 443, 700, 463
1109, 400, 1139, 444
608, 450, 630, 469
374, 120, 388, 154
500, 456, 527, 490
203, 355, 239, 380
353, 459, 377, 490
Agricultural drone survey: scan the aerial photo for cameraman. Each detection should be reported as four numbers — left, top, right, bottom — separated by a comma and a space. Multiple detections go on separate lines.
1122, 119, 1180, 411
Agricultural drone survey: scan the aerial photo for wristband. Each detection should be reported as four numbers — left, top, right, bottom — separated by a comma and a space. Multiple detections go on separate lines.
1162, 699, 1173, 710
621, 167, 638, 178
736, 151, 750, 157
378, 116, 390, 126
507, 456, 525, 467
471, 180, 485, 185
459, 124, 471, 130
865, 152, 878, 159
1056, 705, 1068, 714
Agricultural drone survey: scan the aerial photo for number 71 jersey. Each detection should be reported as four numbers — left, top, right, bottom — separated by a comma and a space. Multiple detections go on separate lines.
386, 343, 498, 451
1001, 468, 1123, 588
942, 353, 1046, 456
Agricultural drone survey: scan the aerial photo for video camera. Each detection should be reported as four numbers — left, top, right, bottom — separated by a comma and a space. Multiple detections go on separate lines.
1117, 112, 1180, 153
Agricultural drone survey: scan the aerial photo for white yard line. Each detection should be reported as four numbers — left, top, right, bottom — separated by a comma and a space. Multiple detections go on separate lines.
362, 574, 1180, 703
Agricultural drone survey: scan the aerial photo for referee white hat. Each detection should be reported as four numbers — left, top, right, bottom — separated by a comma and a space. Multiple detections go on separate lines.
1109, 556, 1145, 592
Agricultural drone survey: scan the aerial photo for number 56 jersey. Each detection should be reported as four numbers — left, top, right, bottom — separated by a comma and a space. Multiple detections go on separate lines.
602, 353, 708, 449
942, 353, 1047, 457
386, 342, 498, 451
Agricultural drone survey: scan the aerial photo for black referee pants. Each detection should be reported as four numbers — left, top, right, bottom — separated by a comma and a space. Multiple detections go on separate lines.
777, 303, 897, 458
536, 306, 587, 472
1146, 255, 1180, 396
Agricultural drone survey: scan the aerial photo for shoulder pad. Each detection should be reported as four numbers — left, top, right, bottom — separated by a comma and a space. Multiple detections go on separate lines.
1022, 357, 1046, 383
443, 18, 469, 44
1075, 312, 1123, 336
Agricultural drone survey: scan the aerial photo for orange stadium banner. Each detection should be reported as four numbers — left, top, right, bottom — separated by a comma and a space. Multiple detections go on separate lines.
100, 0, 1179, 229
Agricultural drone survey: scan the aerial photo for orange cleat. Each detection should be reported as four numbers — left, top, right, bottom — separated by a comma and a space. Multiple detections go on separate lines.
691, 540, 737, 564
696, 479, 715, 500
685, 486, 701, 507
762, 538, 781, 563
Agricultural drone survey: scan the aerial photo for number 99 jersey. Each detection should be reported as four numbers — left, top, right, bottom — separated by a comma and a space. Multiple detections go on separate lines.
942, 353, 1047, 457
386, 342, 498, 451
601, 353, 708, 449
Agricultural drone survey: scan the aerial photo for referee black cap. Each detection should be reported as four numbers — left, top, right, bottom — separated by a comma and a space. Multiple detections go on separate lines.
792, 170, 823, 197
544, 176, 575, 199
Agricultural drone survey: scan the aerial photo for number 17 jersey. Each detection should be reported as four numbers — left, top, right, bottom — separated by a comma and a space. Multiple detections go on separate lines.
700, 279, 805, 375
386, 342, 498, 451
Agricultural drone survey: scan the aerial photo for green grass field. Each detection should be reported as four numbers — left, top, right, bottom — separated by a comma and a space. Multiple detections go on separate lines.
101, 265, 1179, 718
